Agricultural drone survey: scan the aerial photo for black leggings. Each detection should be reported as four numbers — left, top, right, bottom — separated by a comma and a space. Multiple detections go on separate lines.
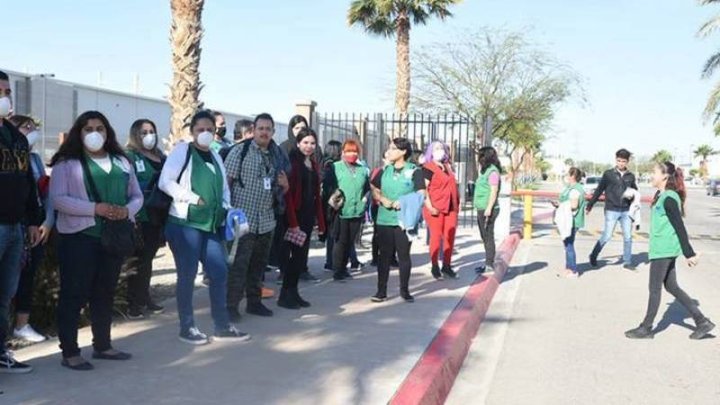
477, 209, 499, 267
332, 217, 362, 275
376, 225, 412, 296
125, 221, 163, 310
641, 258, 705, 328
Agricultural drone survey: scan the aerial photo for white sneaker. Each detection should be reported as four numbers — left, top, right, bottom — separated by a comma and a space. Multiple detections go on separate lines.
13, 325, 46, 343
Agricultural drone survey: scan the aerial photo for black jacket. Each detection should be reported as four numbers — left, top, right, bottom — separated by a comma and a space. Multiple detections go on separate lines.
588, 168, 637, 212
0, 119, 42, 226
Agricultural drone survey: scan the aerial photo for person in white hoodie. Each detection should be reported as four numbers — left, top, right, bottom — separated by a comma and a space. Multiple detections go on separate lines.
160, 110, 249, 345
552, 168, 586, 278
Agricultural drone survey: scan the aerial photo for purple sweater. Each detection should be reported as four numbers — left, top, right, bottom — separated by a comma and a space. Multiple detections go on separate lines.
49, 157, 143, 234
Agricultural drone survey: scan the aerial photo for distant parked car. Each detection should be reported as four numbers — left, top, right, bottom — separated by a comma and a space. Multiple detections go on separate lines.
583, 176, 602, 195
707, 179, 720, 196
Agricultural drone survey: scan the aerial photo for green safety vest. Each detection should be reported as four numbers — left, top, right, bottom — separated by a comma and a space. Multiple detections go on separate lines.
649, 190, 683, 260
169, 147, 226, 233
376, 162, 417, 226
83, 157, 130, 238
559, 183, 586, 229
334, 161, 369, 219
474, 166, 500, 210
127, 150, 159, 223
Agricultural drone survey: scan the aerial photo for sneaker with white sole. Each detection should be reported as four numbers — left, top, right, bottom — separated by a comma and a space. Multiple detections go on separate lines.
13, 324, 46, 343
214, 325, 251, 342
179, 327, 209, 345
0, 351, 33, 374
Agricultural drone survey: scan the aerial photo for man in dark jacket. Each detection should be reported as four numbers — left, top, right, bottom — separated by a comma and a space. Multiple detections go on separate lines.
0, 70, 42, 373
586, 148, 638, 270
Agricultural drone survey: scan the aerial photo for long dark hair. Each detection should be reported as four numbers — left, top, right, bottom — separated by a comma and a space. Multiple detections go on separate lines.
49, 111, 126, 166
653, 161, 687, 215
478, 146, 502, 174
127, 118, 164, 158
287, 115, 309, 140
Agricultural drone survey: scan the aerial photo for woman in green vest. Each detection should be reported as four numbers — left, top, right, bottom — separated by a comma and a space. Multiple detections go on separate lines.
49, 111, 143, 370
370, 138, 425, 303
123, 119, 166, 319
473, 147, 502, 274
552, 167, 586, 278
625, 162, 714, 340
324, 139, 370, 282
160, 110, 249, 345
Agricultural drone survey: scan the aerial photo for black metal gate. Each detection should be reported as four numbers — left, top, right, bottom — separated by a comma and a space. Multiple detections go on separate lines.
313, 112, 483, 227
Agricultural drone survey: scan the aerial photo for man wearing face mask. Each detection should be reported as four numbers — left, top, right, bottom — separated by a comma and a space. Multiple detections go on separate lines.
0, 70, 43, 373
210, 111, 231, 153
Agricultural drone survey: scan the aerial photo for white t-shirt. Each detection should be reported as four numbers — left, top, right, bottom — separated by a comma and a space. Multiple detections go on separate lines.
91, 156, 112, 173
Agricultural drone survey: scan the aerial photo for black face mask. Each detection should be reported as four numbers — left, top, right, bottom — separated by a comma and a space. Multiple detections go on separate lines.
217, 127, 227, 138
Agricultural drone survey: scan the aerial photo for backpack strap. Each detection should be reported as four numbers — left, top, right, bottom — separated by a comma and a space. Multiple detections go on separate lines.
236, 139, 252, 188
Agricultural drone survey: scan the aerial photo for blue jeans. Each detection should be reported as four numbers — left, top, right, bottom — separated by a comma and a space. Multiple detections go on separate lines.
594, 210, 633, 264
165, 222, 230, 333
0, 223, 23, 353
563, 227, 578, 272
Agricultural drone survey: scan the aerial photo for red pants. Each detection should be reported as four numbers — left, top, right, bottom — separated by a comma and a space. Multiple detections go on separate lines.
423, 207, 458, 266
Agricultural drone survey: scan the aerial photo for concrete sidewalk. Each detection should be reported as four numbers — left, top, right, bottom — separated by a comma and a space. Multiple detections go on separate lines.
449, 225, 720, 404
2, 227, 487, 404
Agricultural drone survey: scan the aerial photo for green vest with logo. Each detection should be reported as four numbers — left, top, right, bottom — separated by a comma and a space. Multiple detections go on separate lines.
334, 161, 369, 219
474, 165, 500, 210
83, 157, 130, 238
169, 147, 226, 233
376, 162, 417, 226
649, 190, 683, 260
559, 183, 586, 229
127, 150, 159, 223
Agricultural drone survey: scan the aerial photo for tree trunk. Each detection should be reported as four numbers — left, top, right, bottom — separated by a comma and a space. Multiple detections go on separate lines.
395, 13, 411, 137
169, 0, 205, 145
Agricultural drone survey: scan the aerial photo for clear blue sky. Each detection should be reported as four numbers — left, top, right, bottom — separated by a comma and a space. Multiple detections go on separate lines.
3, 0, 719, 162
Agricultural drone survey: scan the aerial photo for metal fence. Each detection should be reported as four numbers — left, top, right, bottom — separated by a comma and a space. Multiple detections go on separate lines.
313, 112, 486, 227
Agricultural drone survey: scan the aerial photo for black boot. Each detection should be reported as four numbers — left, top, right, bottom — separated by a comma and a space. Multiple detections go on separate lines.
625, 325, 653, 339
441, 264, 458, 279
431, 264, 442, 280
292, 288, 311, 308
400, 290, 415, 303
277, 289, 301, 310
690, 318, 715, 340
589, 242, 602, 267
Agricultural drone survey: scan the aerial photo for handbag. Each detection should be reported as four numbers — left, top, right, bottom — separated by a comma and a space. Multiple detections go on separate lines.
80, 156, 139, 257
145, 145, 192, 224
284, 228, 308, 247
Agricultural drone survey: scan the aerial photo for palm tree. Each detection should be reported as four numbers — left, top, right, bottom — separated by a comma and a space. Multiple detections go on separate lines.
347, 0, 460, 120
699, 0, 720, 134
694, 144, 718, 177
651, 149, 674, 164
169, 0, 205, 144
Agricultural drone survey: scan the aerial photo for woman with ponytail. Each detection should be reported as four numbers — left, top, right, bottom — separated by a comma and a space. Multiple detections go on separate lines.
625, 162, 714, 339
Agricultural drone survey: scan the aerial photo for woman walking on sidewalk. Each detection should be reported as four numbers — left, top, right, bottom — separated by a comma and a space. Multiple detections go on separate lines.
49, 111, 142, 370
123, 119, 166, 319
422, 141, 459, 280
625, 162, 714, 340
552, 167, 586, 278
473, 147, 502, 274
278, 128, 326, 309
160, 110, 250, 345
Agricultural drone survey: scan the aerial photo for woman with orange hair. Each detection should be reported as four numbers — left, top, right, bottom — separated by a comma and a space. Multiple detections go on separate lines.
323, 139, 370, 282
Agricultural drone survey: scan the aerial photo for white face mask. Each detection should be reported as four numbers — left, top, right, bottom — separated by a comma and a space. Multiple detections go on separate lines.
432, 150, 445, 162
197, 131, 214, 148
142, 133, 157, 150
83, 131, 105, 152
0, 97, 11, 118
26, 130, 41, 148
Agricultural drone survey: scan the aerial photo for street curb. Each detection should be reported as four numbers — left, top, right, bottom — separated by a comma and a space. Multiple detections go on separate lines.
388, 229, 523, 405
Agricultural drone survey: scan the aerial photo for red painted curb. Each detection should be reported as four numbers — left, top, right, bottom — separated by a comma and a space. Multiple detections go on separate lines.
389, 229, 523, 405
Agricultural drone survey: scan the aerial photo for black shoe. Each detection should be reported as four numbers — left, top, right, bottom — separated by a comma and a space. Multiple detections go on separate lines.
0, 353, 33, 374
475, 265, 486, 274
214, 325, 251, 342
247, 302, 274, 317
61, 357, 93, 371
690, 319, 715, 340
227, 306, 242, 323
441, 265, 458, 279
589, 254, 599, 268
333, 271, 353, 282
277, 291, 300, 310
292, 288, 311, 308
92, 350, 132, 361
401, 291, 415, 303
179, 327, 209, 345
127, 307, 144, 320
371, 293, 387, 303
146, 302, 165, 314
431, 264, 442, 280
625, 325, 654, 339
299, 272, 320, 283
623, 263, 637, 271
